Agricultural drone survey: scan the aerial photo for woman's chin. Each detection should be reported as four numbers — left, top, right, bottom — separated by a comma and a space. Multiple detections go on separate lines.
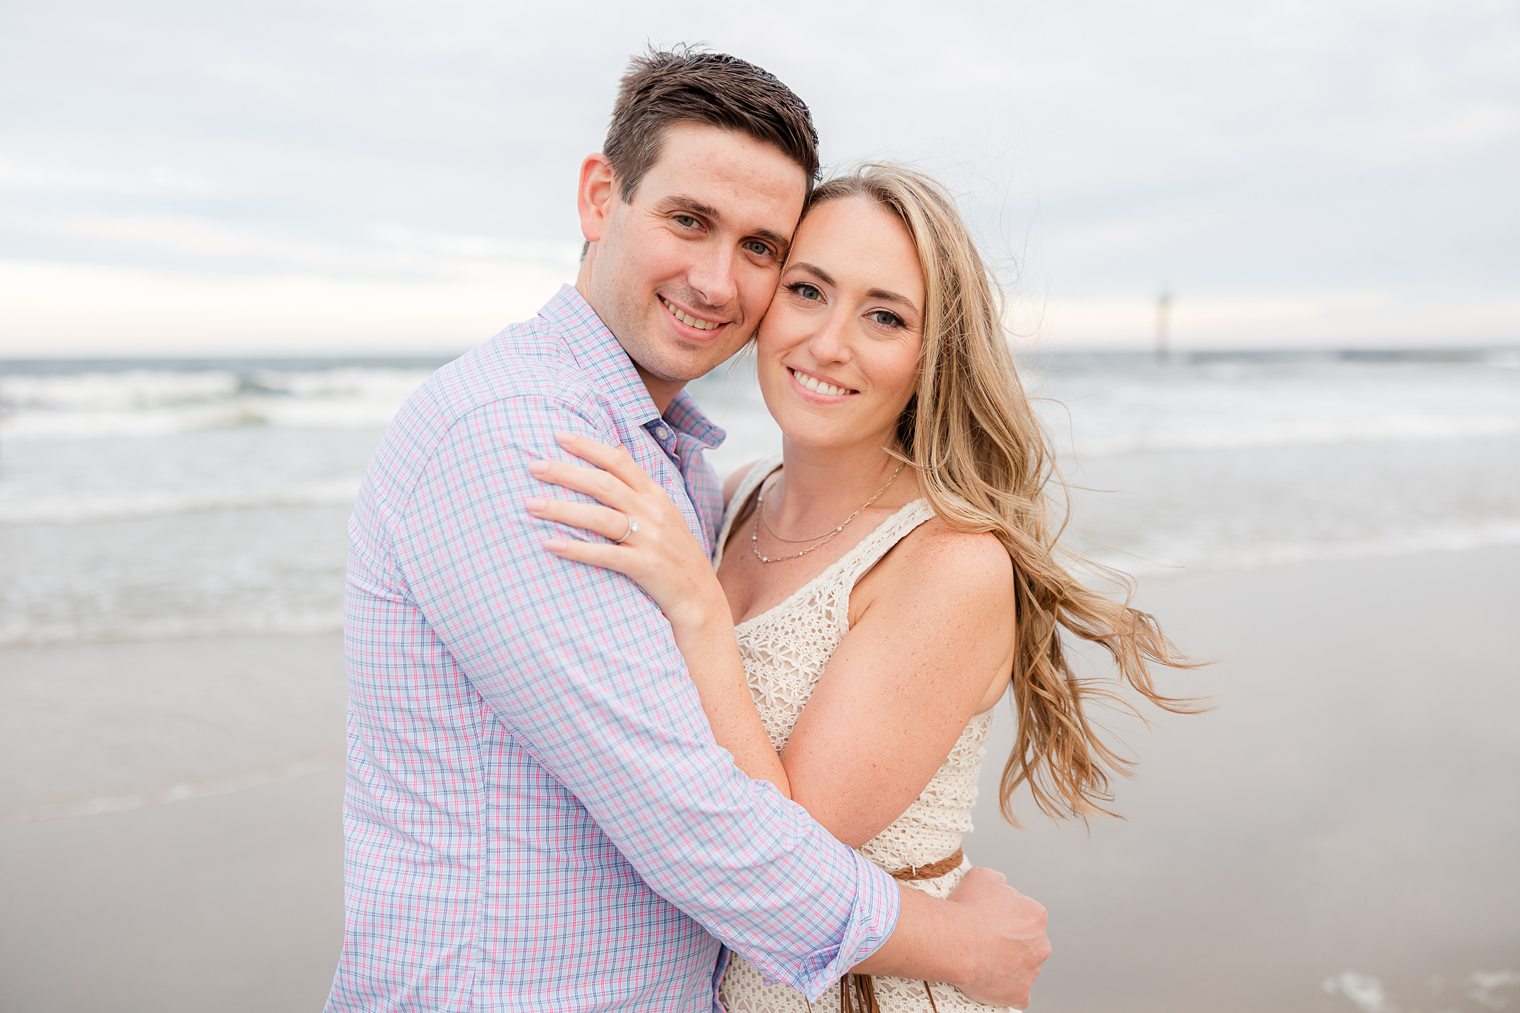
777, 425, 900, 457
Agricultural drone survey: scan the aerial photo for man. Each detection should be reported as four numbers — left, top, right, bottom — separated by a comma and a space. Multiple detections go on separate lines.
327, 47, 1049, 1012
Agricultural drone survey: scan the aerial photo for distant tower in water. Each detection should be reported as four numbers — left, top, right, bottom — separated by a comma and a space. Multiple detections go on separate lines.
1155, 288, 1173, 362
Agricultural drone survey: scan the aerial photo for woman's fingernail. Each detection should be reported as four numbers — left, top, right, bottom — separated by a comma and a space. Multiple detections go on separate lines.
543, 538, 567, 551
528, 460, 549, 475
525, 497, 546, 511
554, 431, 576, 446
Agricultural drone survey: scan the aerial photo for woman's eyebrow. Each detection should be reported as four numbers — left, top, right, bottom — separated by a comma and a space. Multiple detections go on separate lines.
786, 264, 918, 313
866, 287, 918, 311
788, 262, 836, 286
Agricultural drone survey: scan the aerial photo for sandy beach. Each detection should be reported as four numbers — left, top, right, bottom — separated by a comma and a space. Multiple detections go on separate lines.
3, 548, 1517, 1013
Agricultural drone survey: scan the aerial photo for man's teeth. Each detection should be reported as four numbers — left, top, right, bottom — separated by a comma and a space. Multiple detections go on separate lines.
792, 370, 853, 397
664, 300, 720, 331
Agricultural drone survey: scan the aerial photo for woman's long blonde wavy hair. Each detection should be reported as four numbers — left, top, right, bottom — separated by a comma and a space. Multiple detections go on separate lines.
809, 164, 1200, 824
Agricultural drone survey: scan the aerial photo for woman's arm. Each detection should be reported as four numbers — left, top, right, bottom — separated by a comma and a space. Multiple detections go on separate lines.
529, 432, 1014, 846
776, 524, 1015, 845
663, 597, 792, 795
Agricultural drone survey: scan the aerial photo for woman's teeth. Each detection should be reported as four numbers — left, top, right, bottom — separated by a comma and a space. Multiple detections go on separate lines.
792, 369, 853, 397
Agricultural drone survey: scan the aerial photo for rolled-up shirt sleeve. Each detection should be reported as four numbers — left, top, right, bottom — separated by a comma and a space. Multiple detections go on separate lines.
389, 393, 900, 998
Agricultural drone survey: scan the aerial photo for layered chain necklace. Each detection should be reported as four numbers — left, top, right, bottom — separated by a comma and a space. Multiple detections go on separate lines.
750, 461, 907, 564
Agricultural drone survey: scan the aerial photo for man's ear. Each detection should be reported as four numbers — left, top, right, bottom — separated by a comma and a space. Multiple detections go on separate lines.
577, 153, 617, 244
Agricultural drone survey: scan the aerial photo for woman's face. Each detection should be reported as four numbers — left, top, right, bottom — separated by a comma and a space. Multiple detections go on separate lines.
756, 195, 925, 455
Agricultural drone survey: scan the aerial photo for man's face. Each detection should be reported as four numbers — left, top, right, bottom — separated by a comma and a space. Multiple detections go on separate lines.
576, 122, 809, 410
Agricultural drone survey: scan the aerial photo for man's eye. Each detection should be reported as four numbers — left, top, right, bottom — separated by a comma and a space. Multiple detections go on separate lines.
673, 214, 700, 229
743, 240, 774, 258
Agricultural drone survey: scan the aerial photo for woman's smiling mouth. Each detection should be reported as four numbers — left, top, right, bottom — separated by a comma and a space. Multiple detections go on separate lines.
789, 367, 857, 397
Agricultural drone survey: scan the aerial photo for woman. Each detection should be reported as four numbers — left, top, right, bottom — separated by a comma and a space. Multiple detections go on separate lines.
527, 164, 1193, 1011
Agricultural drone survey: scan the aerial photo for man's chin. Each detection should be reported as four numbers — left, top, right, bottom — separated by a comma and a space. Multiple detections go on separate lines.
655, 341, 747, 379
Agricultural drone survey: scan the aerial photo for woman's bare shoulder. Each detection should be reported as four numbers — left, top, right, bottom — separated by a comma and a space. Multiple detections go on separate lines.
721, 459, 764, 507
860, 516, 1015, 625
901, 518, 1013, 590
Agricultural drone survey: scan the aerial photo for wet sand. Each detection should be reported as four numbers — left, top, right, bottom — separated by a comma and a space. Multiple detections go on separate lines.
972, 547, 1520, 1012
2, 549, 1517, 1012
0, 635, 348, 1013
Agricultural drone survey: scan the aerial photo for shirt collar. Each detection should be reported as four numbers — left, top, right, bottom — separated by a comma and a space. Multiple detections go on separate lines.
540, 285, 726, 451
664, 388, 725, 450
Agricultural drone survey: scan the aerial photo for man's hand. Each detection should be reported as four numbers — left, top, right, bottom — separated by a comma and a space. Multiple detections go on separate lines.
947, 867, 1051, 1008
847, 865, 1051, 1004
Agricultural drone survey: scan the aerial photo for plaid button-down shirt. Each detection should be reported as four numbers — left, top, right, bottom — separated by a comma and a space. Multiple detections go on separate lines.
326, 287, 899, 1012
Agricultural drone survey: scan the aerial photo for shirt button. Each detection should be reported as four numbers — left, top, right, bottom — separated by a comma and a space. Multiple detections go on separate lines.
653, 424, 671, 440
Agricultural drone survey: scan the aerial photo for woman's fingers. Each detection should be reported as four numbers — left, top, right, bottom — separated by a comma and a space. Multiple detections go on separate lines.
554, 432, 656, 492
525, 497, 633, 543
542, 536, 636, 577
527, 457, 631, 509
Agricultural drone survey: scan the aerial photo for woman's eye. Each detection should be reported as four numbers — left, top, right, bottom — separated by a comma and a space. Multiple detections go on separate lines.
787, 282, 822, 301
869, 309, 905, 328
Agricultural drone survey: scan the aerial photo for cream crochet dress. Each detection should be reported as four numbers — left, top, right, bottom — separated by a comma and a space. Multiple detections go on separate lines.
714, 461, 1010, 1013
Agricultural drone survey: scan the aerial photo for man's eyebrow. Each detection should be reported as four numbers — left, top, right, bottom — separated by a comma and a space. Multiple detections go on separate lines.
754, 229, 792, 259
657, 194, 721, 220
657, 195, 792, 258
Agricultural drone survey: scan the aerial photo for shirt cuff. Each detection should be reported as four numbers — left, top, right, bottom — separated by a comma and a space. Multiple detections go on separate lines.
776, 854, 901, 1001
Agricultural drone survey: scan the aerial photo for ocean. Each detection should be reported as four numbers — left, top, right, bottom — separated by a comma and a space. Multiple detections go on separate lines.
2, 347, 1517, 648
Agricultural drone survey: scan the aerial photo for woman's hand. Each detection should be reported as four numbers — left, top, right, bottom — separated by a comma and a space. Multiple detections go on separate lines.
527, 432, 728, 634
530, 432, 788, 795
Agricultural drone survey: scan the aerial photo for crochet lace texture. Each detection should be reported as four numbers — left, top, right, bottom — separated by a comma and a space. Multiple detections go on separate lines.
714, 461, 1010, 1013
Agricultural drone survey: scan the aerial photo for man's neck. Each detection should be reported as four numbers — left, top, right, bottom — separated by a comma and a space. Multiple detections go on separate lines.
573, 276, 683, 415
634, 365, 681, 416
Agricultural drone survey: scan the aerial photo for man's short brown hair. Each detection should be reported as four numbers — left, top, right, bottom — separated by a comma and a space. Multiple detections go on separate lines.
603, 46, 820, 200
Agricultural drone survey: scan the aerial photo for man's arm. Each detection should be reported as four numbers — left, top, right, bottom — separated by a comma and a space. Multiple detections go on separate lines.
392, 396, 896, 998
394, 395, 1050, 1005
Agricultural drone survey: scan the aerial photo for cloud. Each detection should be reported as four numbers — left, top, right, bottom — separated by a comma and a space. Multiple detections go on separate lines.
2, 0, 1516, 353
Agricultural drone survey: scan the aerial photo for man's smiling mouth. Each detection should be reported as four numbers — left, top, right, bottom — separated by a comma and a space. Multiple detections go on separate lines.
659, 296, 722, 331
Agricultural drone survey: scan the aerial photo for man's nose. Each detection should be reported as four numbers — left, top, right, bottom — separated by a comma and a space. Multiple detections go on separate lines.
687, 244, 738, 309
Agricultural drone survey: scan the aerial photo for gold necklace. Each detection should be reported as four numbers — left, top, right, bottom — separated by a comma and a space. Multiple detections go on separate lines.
761, 489, 858, 543
750, 461, 907, 564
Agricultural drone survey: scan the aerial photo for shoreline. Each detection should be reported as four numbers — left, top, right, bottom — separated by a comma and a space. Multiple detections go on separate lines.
7, 523, 1520, 656
4, 546, 1518, 1012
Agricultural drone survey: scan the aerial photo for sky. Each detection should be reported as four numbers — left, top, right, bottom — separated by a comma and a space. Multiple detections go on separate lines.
2, 0, 1517, 356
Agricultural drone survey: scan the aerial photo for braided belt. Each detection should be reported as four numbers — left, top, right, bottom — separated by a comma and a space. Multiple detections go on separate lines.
837, 848, 964, 1013
887, 848, 965, 884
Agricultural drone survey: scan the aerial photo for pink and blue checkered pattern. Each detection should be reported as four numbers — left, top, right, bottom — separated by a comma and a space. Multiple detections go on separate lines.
325, 287, 899, 1012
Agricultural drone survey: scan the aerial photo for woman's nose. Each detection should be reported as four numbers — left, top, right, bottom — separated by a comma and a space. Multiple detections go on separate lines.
806, 312, 851, 363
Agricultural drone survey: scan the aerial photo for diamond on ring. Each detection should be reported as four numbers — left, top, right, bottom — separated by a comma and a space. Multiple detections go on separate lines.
614, 515, 639, 544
